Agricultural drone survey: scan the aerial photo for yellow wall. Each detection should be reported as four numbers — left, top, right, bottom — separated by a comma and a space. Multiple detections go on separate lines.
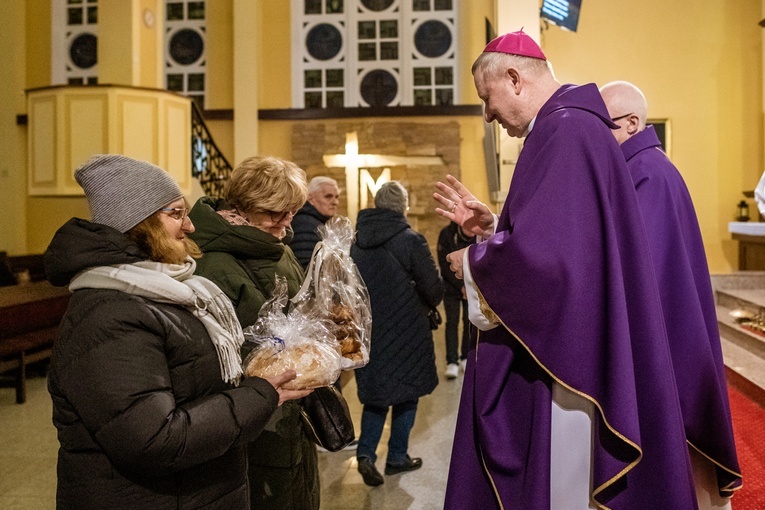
206, 0, 234, 109
458, 0, 496, 105
27, 198, 92, 253
138, 0, 163, 88
0, 0, 29, 255
26, 0, 51, 88
3, 0, 764, 270
541, 0, 762, 272
259, 1, 292, 109
99, 0, 164, 87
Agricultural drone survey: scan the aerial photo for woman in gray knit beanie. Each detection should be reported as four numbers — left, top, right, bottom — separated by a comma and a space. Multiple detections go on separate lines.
44, 154, 310, 509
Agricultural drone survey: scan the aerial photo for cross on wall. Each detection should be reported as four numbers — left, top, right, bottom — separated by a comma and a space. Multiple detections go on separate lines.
322, 131, 444, 224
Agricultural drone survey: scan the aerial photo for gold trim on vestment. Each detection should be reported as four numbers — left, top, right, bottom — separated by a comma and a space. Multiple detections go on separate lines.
472, 283, 641, 510
687, 440, 743, 495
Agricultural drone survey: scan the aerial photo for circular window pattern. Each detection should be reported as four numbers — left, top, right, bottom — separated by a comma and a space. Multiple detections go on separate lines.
414, 20, 452, 58
69, 33, 97, 69
360, 0, 395, 11
360, 69, 397, 107
306, 23, 343, 61
169, 28, 204, 66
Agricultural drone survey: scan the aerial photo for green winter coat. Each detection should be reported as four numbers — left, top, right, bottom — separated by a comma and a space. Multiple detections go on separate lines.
188, 196, 305, 328
188, 196, 319, 510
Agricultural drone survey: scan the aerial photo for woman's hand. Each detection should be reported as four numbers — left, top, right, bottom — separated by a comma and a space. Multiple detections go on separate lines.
433, 175, 495, 237
265, 370, 313, 406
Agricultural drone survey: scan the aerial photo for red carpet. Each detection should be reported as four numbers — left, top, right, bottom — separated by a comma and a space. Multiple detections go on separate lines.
729, 385, 765, 510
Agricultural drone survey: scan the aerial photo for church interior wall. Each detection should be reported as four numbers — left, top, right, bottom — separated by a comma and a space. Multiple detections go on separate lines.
541, 0, 763, 273
1, 0, 763, 273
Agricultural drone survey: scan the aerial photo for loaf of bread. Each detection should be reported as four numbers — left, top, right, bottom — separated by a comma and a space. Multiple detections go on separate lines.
245, 340, 341, 390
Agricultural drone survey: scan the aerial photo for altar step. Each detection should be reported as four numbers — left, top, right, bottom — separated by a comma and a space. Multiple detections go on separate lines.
712, 273, 765, 407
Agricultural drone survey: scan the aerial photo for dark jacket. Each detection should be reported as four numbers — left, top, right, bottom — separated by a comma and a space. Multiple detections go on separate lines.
350, 208, 443, 406
187, 196, 319, 510
44, 218, 279, 510
289, 202, 331, 270
437, 222, 476, 299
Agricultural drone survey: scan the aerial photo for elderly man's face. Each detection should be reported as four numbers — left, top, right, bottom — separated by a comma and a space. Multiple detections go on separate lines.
308, 183, 340, 217
474, 68, 526, 138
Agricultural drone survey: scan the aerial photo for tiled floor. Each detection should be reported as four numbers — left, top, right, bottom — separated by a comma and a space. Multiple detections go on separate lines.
0, 374, 58, 510
0, 327, 462, 510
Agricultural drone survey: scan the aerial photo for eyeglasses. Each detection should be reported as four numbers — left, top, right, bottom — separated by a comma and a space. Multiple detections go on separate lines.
160, 207, 189, 222
611, 113, 633, 122
265, 209, 298, 223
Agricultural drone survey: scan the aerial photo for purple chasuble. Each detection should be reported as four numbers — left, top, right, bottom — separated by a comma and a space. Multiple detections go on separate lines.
445, 84, 698, 510
622, 126, 741, 496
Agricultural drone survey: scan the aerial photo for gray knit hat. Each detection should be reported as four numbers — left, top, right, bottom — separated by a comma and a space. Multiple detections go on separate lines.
75, 154, 183, 233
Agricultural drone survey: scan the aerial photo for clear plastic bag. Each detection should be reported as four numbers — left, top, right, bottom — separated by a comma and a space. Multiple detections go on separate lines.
242, 275, 343, 390
291, 216, 372, 370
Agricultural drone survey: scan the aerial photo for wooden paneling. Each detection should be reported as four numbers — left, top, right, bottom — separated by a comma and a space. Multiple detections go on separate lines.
27, 85, 192, 197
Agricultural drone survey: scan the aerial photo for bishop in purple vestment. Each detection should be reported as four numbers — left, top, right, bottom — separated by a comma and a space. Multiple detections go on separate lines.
435, 31, 699, 510
601, 81, 742, 501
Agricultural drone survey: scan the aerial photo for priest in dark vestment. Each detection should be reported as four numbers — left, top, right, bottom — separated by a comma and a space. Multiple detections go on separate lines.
600, 81, 742, 508
434, 31, 699, 509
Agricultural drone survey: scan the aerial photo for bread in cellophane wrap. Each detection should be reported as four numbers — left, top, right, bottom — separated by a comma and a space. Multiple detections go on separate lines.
242, 275, 343, 390
291, 216, 372, 370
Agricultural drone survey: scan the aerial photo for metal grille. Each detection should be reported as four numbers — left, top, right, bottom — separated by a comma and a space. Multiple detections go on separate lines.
191, 102, 232, 197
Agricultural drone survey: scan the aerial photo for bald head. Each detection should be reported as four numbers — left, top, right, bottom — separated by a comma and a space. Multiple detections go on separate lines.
599, 81, 648, 145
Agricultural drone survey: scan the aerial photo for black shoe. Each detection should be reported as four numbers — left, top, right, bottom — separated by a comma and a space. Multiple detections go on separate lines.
384, 456, 423, 475
357, 457, 384, 486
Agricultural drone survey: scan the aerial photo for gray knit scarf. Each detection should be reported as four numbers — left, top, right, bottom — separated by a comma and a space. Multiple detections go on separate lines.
70, 257, 244, 384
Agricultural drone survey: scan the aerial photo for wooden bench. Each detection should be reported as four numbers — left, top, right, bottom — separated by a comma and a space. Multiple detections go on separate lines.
0, 328, 58, 403
1, 252, 47, 284
0, 281, 71, 403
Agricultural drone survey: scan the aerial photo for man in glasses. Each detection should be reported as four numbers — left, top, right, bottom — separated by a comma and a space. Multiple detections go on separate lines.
600, 80, 741, 508
434, 30, 699, 509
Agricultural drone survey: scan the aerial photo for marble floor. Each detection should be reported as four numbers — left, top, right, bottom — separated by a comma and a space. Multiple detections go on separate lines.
0, 326, 462, 510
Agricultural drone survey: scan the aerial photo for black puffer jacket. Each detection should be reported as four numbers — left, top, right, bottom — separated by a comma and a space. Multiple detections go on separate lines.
45, 218, 279, 510
350, 208, 443, 406
289, 202, 330, 269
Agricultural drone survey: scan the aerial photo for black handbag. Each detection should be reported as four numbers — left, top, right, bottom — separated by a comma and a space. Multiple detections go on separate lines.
299, 385, 356, 452
427, 307, 442, 330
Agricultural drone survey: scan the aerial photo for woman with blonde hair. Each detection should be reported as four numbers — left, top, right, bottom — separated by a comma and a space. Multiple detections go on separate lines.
188, 155, 320, 509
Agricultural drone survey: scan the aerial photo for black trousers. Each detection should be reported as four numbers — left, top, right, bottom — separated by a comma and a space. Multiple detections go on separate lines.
443, 295, 470, 365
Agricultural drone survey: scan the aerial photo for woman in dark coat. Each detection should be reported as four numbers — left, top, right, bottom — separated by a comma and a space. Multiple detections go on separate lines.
188, 156, 319, 510
45, 154, 308, 510
350, 181, 444, 486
